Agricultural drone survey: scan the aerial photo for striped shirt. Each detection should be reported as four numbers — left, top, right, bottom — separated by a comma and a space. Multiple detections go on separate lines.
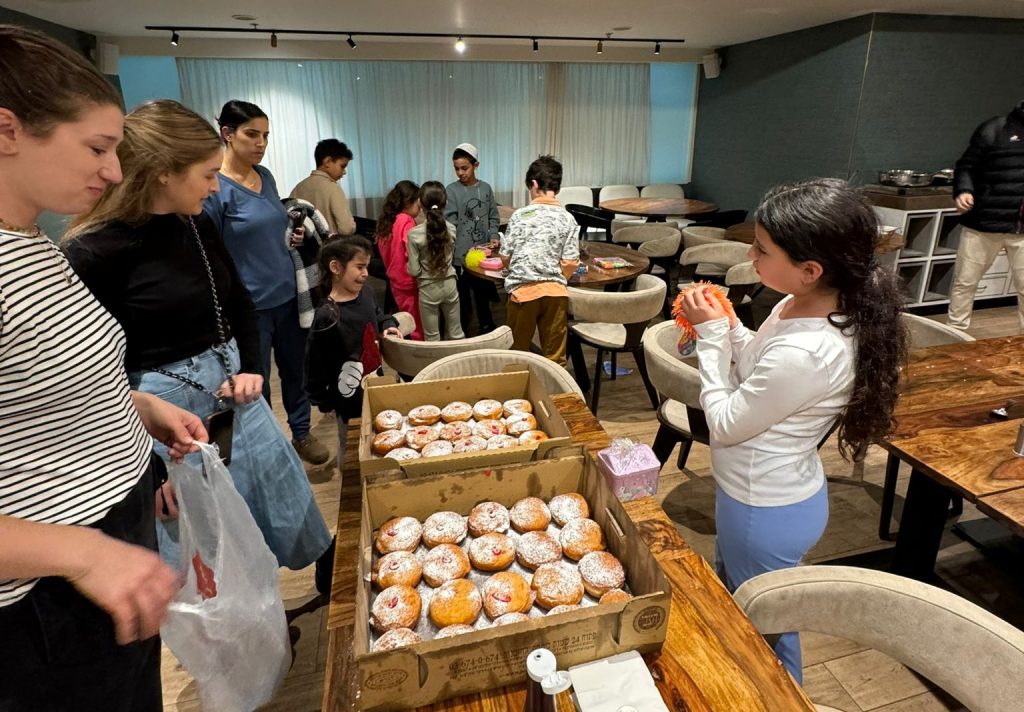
0, 228, 152, 606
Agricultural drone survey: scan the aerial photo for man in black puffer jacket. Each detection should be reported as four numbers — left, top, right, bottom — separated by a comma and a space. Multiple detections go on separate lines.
948, 99, 1024, 331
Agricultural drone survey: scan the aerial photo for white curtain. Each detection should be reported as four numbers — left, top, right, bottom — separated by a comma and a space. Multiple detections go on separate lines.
179, 59, 650, 216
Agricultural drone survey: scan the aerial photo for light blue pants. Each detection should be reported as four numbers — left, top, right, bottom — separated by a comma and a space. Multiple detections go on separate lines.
130, 340, 332, 571
714, 482, 829, 685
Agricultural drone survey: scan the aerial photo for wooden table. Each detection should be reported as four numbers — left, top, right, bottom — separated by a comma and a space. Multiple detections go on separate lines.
724, 222, 756, 244
497, 205, 515, 229
600, 197, 718, 221
323, 394, 814, 711
880, 336, 1024, 579
465, 242, 650, 289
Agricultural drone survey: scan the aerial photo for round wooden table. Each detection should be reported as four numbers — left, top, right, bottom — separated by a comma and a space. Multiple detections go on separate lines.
724, 221, 756, 244
600, 197, 718, 220
497, 205, 515, 228
465, 242, 649, 288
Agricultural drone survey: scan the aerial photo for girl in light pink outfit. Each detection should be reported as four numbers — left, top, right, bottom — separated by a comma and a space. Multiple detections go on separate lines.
376, 180, 423, 340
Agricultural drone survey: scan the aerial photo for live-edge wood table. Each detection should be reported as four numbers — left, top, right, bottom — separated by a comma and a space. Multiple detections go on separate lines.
323, 394, 814, 711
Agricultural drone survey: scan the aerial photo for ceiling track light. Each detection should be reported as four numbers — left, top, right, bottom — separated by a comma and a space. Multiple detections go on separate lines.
346, 34, 357, 49
596, 39, 603, 54
654, 41, 661, 55
270, 31, 278, 48
170, 30, 179, 46
532, 38, 539, 52
454, 36, 466, 53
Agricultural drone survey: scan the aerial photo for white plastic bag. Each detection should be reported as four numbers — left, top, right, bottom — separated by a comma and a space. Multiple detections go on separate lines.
161, 441, 290, 712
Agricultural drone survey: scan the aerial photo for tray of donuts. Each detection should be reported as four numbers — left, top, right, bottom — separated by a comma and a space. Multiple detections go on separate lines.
352, 454, 671, 710
359, 370, 572, 478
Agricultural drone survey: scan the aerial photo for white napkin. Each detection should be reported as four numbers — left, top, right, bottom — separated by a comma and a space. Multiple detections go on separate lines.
568, 651, 669, 712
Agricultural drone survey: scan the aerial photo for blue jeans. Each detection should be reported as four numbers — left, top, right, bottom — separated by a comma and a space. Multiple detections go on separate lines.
714, 482, 829, 684
255, 297, 311, 441
130, 340, 332, 570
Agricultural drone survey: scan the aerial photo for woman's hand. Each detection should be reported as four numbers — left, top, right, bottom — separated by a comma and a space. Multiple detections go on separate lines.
382, 327, 402, 339
217, 373, 264, 405
155, 481, 179, 521
131, 392, 207, 462
679, 287, 732, 327
289, 226, 305, 247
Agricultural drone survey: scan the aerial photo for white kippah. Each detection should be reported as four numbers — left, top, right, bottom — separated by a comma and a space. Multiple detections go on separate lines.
454, 142, 479, 161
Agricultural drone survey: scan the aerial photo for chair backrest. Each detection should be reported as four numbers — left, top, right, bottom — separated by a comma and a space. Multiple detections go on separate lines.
682, 226, 726, 249
598, 184, 640, 202
413, 348, 584, 397
640, 183, 685, 199
734, 566, 1024, 712
568, 274, 666, 325
679, 241, 750, 268
612, 224, 681, 245
380, 326, 514, 378
902, 312, 975, 348
557, 186, 594, 208
638, 231, 682, 260
641, 321, 702, 407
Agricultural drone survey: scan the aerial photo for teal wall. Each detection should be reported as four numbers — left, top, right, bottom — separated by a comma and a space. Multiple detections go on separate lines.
650, 63, 699, 184
120, 56, 183, 110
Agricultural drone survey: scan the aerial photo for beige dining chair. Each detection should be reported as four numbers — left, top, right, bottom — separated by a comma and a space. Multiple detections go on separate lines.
412, 348, 584, 398
557, 186, 594, 209
567, 274, 665, 415
634, 229, 683, 317
735, 566, 1024, 712
640, 184, 691, 229
599, 184, 645, 236
679, 240, 751, 286
380, 326, 514, 380
878, 314, 974, 540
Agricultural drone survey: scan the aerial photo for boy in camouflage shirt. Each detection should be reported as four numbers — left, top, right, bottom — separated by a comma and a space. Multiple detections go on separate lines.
499, 155, 580, 366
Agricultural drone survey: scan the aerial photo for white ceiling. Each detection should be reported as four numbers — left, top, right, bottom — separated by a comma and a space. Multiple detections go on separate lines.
5, 0, 1024, 53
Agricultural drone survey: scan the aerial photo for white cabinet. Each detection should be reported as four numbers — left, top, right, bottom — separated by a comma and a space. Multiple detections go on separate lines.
872, 205, 1013, 308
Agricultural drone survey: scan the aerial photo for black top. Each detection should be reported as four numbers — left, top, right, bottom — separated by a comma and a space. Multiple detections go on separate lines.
64, 212, 261, 373
954, 101, 1024, 234
304, 286, 398, 419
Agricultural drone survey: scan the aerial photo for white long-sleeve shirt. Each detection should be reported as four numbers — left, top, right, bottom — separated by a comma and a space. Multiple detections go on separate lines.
693, 296, 855, 506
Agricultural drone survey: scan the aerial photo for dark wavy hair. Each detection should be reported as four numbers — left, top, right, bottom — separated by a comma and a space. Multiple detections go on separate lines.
754, 178, 908, 460
419, 181, 452, 276
313, 235, 373, 331
376, 180, 419, 243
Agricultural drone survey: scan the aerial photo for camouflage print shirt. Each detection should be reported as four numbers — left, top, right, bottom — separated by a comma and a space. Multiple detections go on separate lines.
499, 197, 579, 295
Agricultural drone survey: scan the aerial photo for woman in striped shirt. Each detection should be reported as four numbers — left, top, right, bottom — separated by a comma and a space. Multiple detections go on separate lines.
0, 25, 205, 711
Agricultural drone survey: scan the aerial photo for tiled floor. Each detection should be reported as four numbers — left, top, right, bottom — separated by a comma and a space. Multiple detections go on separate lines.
160, 299, 1021, 712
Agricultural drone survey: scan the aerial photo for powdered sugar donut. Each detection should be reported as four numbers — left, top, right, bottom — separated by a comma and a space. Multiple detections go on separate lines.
547, 604, 583, 615
531, 562, 584, 610
502, 399, 533, 417
472, 419, 506, 439
408, 404, 441, 426
485, 434, 519, 450
518, 430, 549, 445
577, 551, 626, 597
482, 571, 535, 619
492, 612, 530, 626
440, 421, 475, 441
428, 578, 482, 627
504, 412, 538, 436
515, 530, 563, 570
422, 511, 468, 547
386, 447, 420, 461
370, 585, 421, 632
440, 401, 473, 423
472, 399, 503, 420
599, 589, 633, 605
467, 501, 510, 537
421, 439, 454, 458
468, 532, 515, 571
548, 493, 590, 527
373, 627, 421, 651
375, 516, 423, 554
372, 430, 406, 456
434, 624, 476, 639
372, 551, 422, 589
405, 425, 439, 451
559, 518, 605, 560
421, 543, 471, 587
453, 435, 488, 454
373, 409, 404, 432
509, 497, 551, 533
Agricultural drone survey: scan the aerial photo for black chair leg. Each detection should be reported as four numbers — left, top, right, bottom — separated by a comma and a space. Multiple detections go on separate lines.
879, 453, 901, 541
591, 348, 604, 415
676, 434, 694, 470
634, 349, 660, 410
610, 351, 618, 381
950, 495, 964, 518
651, 424, 678, 470
568, 332, 590, 392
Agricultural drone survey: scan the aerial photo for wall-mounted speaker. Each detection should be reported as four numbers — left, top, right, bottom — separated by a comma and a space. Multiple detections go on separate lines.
702, 52, 721, 80
97, 42, 119, 75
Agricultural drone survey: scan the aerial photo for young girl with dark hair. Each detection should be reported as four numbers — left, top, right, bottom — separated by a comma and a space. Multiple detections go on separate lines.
407, 181, 464, 341
305, 236, 402, 457
677, 177, 907, 683
376, 180, 423, 340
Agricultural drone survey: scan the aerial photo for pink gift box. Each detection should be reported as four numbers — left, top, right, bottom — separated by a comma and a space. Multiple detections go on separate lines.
597, 439, 661, 502
479, 257, 504, 270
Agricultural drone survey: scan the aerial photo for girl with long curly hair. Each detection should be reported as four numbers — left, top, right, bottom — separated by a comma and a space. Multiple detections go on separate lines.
677, 178, 907, 683
375, 180, 423, 340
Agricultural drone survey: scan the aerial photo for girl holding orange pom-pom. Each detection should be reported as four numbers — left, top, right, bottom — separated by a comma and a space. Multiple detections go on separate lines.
677, 178, 907, 683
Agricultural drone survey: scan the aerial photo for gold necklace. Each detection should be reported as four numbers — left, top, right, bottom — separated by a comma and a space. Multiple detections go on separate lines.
0, 216, 42, 236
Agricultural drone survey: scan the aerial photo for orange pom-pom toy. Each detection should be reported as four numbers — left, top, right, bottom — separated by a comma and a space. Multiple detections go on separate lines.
671, 282, 735, 355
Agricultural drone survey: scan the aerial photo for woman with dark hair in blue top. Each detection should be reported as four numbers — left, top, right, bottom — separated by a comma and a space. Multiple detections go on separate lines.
204, 100, 330, 465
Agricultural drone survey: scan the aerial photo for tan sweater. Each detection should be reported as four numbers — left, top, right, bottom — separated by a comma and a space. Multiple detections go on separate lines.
289, 170, 356, 235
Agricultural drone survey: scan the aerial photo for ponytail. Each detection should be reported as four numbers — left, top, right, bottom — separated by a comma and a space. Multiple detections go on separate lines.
419, 181, 452, 277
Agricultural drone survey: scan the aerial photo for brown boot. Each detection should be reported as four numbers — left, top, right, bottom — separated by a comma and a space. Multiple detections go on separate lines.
292, 434, 330, 465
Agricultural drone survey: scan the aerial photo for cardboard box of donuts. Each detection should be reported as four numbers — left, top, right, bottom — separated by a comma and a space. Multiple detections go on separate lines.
359, 369, 573, 479
353, 454, 671, 711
